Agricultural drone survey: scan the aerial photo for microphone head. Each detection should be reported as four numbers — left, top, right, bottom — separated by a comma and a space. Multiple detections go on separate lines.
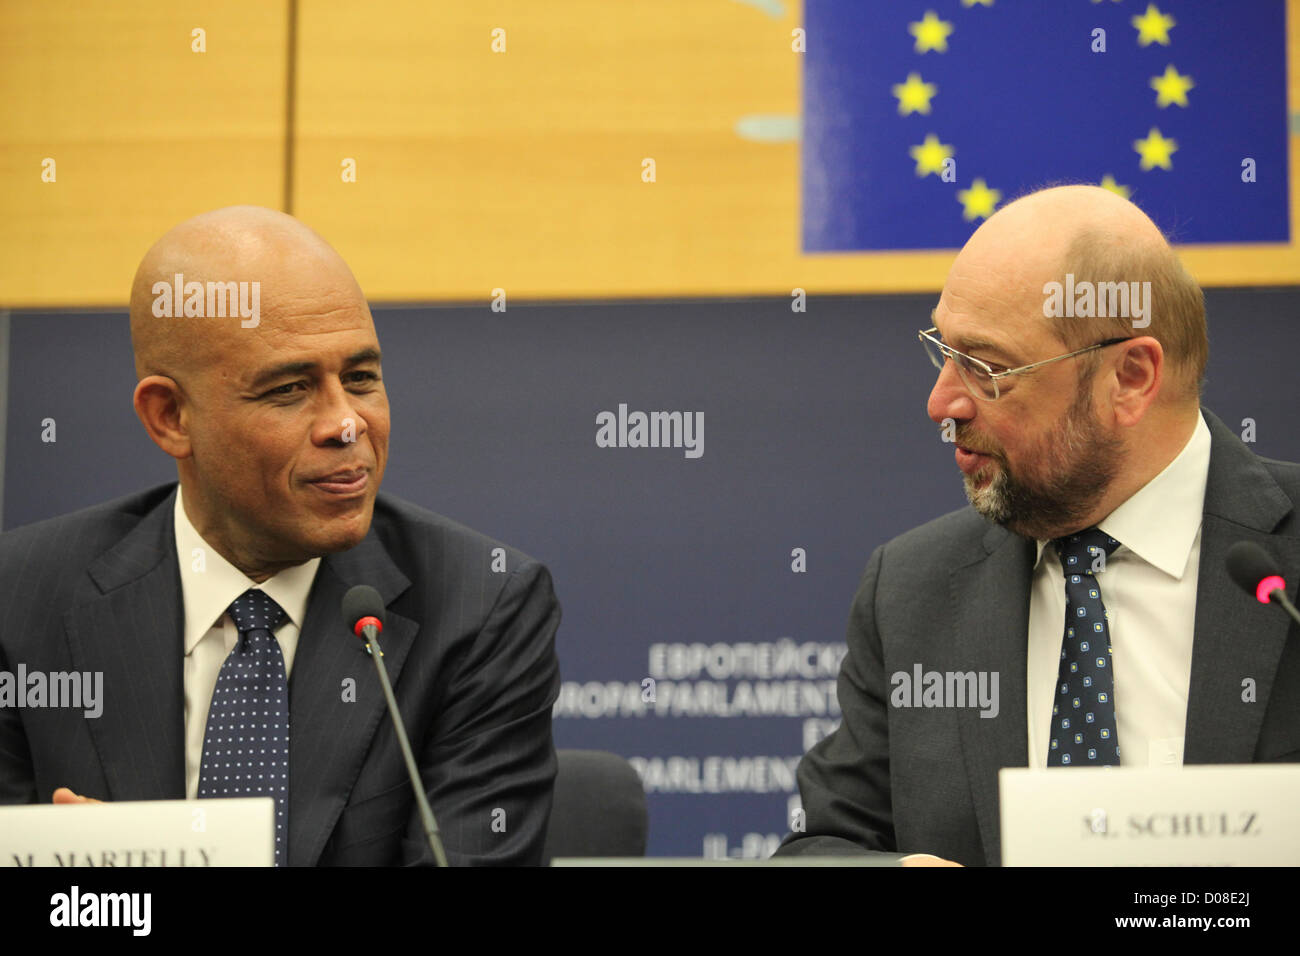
1226, 541, 1286, 604
341, 584, 386, 637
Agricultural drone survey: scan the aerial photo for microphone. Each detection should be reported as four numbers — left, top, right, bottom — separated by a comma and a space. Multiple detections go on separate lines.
1226, 541, 1300, 630
341, 585, 449, 867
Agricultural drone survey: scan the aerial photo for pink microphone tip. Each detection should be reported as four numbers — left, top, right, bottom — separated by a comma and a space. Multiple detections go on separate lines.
1256, 574, 1287, 604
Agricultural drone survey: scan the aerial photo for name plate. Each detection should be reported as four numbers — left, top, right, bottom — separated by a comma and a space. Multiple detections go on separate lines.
0, 798, 273, 867
999, 765, 1300, 866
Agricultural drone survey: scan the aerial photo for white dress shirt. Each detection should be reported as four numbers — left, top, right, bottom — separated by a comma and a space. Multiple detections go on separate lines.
1026, 410, 1211, 768
175, 485, 321, 799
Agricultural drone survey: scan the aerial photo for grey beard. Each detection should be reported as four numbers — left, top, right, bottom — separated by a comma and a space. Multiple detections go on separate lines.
961, 399, 1126, 541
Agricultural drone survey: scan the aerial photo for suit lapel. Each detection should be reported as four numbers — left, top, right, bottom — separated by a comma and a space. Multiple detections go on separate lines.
61, 483, 422, 866
949, 409, 1298, 863
287, 519, 416, 866
64, 486, 186, 801
1184, 409, 1299, 763
952, 523, 1033, 866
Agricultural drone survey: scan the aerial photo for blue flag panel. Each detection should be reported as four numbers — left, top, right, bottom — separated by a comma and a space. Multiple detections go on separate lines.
802, 0, 1289, 251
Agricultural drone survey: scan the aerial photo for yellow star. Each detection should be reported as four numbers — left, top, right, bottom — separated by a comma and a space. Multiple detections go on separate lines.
957, 178, 1000, 220
909, 134, 955, 177
1133, 128, 1178, 170
892, 73, 939, 116
909, 11, 954, 53
961, 0, 993, 7
1132, 4, 1175, 46
1150, 64, 1194, 108
1098, 174, 1132, 199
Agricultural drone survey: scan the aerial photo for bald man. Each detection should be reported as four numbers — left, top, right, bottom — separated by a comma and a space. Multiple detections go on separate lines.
776, 185, 1300, 866
0, 207, 562, 866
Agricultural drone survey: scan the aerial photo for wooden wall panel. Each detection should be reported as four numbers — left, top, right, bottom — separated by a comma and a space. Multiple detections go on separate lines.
0, 0, 287, 307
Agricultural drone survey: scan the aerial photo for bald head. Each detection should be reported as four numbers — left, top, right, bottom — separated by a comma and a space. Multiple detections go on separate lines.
129, 205, 364, 383
965, 183, 1169, 267
948, 184, 1206, 401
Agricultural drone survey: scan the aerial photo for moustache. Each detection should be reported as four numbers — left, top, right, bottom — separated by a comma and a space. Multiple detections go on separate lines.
954, 431, 1000, 457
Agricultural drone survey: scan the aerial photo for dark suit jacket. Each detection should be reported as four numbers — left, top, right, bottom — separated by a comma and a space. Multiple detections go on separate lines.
0, 482, 562, 866
776, 407, 1300, 865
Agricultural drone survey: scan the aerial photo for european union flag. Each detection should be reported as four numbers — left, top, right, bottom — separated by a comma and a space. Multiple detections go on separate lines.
802, 0, 1289, 251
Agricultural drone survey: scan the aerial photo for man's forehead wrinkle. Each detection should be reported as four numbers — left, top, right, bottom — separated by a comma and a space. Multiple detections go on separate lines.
936, 247, 1064, 359
263, 290, 370, 322
946, 247, 1033, 300
232, 323, 381, 385
244, 308, 377, 349
936, 286, 1015, 340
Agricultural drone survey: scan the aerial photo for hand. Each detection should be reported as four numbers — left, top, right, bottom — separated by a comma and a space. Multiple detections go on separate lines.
52, 787, 103, 804
901, 853, 963, 866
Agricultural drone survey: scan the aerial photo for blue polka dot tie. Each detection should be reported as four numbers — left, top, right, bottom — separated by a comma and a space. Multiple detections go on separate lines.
1049, 529, 1121, 767
198, 589, 290, 866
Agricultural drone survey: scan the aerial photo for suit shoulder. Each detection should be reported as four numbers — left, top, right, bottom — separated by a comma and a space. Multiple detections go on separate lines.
368, 492, 543, 571
880, 505, 991, 562
0, 483, 174, 567
1256, 453, 1300, 535
1256, 453, 1300, 494
843, 505, 997, 603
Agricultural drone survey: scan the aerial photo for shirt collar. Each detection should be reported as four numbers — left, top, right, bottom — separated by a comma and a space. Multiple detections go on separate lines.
1033, 409, 1211, 580
174, 484, 322, 655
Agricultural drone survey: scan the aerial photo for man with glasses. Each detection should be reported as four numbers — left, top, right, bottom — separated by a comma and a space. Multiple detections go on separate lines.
776, 184, 1300, 866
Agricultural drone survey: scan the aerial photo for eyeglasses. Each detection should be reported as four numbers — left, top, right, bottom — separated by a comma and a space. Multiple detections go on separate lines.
918, 326, 1133, 401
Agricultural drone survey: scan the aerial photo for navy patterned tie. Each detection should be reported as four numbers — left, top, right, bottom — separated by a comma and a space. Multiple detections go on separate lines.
198, 589, 290, 865
1049, 529, 1121, 767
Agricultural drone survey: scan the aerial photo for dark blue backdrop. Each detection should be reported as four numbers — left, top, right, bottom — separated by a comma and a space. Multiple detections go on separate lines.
4, 288, 1298, 856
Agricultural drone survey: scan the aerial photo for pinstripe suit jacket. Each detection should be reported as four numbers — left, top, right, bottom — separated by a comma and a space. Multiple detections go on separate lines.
0, 482, 562, 866
776, 407, 1300, 865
